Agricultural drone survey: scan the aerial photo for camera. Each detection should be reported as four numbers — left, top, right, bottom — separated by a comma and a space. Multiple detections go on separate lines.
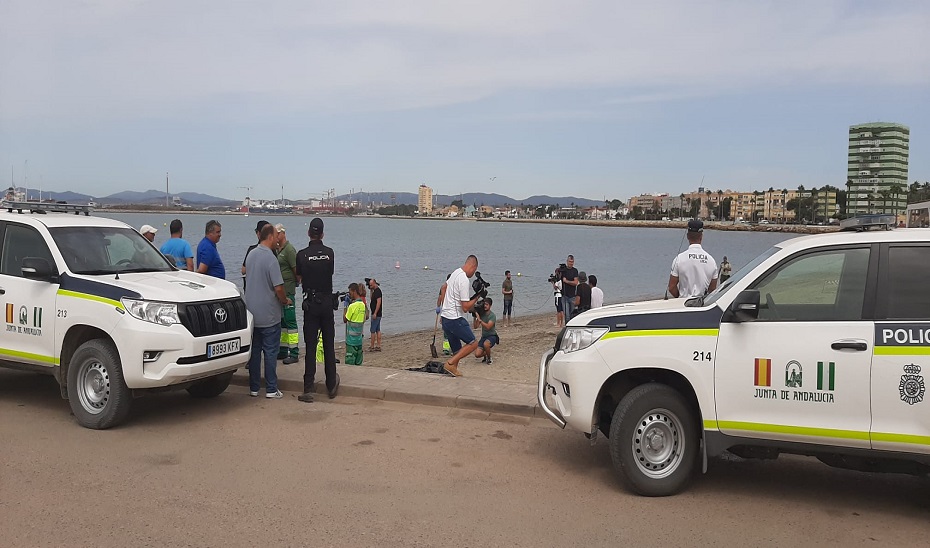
471, 271, 490, 300
332, 291, 347, 311
548, 263, 567, 284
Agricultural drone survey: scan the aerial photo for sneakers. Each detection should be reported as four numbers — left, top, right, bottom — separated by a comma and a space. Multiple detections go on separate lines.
486, 356, 492, 365
266, 389, 284, 399
444, 362, 462, 377
298, 392, 314, 403
282, 356, 299, 365
249, 390, 259, 397
328, 373, 340, 399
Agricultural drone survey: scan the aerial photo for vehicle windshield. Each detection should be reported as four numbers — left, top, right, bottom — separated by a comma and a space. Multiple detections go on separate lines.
692, 246, 780, 307
49, 226, 173, 274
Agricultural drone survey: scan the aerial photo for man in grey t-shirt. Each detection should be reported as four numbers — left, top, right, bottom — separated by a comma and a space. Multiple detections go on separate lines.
244, 224, 291, 398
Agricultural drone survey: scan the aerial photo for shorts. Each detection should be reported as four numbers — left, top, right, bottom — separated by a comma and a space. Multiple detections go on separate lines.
554, 297, 562, 312
478, 334, 499, 349
441, 316, 475, 354
502, 299, 513, 315
370, 317, 382, 333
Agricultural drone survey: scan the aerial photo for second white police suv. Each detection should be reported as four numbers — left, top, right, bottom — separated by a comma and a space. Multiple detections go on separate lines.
0, 203, 252, 429
539, 227, 930, 496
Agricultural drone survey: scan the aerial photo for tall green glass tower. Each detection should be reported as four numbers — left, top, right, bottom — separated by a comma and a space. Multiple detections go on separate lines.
847, 122, 909, 216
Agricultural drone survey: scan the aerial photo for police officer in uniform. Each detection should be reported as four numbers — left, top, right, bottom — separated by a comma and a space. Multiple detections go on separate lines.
295, 218, 339, 402
668, 219, 718, 298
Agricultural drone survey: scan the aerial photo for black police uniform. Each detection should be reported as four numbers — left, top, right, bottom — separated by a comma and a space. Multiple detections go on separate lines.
295, 238, 337, 394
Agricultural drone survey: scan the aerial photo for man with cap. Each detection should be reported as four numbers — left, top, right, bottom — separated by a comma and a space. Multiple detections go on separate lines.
159, 219, 194, 270
295, 218, 339, 402
274, 223, 300, 364
668, 219, 718, 298
196, 220, 225, 279
140, 224, 158, 243
575, 271, 592, 313
241, 220, 270, 290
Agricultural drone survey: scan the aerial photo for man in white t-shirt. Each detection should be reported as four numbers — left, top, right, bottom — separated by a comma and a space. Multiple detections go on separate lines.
589, 274, 604, 308
668, 219, 718, 299
440, 255, 481, 377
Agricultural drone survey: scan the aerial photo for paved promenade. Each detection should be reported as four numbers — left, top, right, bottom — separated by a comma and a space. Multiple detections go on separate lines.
232, 362, 541, 417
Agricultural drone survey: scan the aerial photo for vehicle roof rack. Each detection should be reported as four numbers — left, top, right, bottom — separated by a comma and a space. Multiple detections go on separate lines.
839, 214, 896, 232
2, 200, 94, 216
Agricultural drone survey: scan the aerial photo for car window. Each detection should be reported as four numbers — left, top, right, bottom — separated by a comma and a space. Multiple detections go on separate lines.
702, 246, 778, 307
750, 247, 870, 321
884, 246, 930, 320
0, 224, 55, 277
49, 226, 172, 274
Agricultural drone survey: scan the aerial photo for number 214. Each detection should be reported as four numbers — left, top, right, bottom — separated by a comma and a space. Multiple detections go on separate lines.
693, 351, 712, 361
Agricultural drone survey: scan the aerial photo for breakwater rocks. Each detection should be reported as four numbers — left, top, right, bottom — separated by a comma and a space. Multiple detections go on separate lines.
477, 217, 839, 234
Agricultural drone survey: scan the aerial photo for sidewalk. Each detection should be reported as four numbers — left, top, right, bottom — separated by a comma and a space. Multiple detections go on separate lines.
232, 362, 541, 417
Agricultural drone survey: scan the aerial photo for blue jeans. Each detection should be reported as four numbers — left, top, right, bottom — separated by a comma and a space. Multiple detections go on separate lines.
562, 296, 576, 321
248, 324, 282, 393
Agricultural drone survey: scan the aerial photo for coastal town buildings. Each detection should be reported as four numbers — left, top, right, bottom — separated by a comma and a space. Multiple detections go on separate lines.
847, 122, 909, 216
417, 184, 433, 215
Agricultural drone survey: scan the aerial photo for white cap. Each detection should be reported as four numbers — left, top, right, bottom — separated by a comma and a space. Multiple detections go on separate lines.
140, 224, 158, 235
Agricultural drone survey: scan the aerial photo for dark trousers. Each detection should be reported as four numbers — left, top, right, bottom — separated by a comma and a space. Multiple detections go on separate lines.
303, 302, 337, 393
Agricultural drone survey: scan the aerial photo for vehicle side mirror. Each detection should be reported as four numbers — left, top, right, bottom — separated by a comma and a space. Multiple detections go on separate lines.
723, 289, 760, 322
22, 257, 56, 281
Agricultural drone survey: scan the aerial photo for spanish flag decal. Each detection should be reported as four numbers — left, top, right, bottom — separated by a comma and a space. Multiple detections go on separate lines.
754, 358, 772, 387
5, 303, 12, 324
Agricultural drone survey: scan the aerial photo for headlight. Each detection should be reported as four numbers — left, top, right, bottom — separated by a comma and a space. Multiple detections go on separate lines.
559, 326, 609, 353
121, 298, 181, 326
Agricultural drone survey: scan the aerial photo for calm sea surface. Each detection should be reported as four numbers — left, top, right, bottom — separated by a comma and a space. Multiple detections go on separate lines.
107, 213, 794, 337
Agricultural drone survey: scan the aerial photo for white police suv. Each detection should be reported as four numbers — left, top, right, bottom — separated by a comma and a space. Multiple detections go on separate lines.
539, 227, 930, 495
0, 202, 252, 429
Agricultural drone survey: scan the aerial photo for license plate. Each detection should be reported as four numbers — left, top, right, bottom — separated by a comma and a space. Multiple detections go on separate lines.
207, 338, 241, 358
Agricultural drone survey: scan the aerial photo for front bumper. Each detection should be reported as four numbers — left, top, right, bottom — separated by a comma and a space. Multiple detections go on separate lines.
538, 348, 566, 428
114, 319, 252, 389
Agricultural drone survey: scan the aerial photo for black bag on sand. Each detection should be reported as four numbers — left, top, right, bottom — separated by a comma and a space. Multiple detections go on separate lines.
407, 361, 455, 376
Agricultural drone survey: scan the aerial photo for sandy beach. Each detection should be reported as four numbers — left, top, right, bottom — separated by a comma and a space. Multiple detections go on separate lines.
326, 312, 560, 384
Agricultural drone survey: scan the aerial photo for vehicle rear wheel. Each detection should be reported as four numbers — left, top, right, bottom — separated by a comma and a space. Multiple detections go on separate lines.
67, 339, 132, 430
186, 371, 234, 398
608, 383, 698, 496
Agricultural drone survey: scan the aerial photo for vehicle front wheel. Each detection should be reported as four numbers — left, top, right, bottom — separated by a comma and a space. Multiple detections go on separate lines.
67, 339, 132, 430
186, 371, 234, 398
608, 383, 698, 496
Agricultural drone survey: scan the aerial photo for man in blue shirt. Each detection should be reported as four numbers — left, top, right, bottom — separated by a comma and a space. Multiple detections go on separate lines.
159, 219, 194, 270
196, 219, 225, 279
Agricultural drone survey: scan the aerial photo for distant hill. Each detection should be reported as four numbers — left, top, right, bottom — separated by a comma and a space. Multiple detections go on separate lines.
101, 189, 238, 206
4, 188, 96, 203
338, 191, 603, 208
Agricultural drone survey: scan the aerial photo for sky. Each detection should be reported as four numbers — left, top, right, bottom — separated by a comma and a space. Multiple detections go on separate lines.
1, 1, 928, 203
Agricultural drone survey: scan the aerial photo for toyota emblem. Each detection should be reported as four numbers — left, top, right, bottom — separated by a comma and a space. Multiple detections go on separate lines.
214, 307, 228, 323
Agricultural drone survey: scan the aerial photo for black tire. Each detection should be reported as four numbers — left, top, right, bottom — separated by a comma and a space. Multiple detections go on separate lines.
66, 339, 132, 430
186, 371, 234, 398
608, 383, 698, 496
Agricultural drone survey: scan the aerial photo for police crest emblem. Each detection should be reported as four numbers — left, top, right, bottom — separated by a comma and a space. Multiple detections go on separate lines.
899, 364, 925, 405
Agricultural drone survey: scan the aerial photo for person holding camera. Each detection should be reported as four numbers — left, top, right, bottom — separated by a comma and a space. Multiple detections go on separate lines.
440, 255, 482, 377
551, 266, 564, 327
472, 297, 498, 364
295, 217, 340, 402
244, 223, 291, 399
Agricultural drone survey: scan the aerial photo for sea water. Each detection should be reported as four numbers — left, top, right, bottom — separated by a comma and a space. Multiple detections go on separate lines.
109, 213, 793, 336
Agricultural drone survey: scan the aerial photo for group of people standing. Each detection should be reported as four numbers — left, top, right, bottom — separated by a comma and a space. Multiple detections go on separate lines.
551, 255, 604, 326
142, 217, 387, 402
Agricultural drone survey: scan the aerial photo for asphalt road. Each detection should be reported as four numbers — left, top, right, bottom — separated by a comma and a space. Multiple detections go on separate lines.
1, 369, 928, 547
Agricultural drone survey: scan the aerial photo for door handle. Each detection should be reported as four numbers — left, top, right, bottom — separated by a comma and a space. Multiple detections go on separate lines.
831, 340, 868, 351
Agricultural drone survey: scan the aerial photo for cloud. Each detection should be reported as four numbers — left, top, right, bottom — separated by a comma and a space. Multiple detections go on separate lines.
1, 0, 929, 124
